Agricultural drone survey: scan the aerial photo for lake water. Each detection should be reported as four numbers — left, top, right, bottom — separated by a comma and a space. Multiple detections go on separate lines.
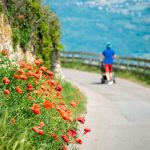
43, 0, 150, 57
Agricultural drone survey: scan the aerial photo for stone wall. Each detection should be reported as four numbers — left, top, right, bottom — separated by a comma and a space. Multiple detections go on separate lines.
0, 13, 35, 63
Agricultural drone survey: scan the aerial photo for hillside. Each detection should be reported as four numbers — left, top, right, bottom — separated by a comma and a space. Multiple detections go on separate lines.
0, 0, 63, 76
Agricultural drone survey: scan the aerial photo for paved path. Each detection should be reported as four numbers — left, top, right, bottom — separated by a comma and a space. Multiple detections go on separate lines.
63, 68, 150, 150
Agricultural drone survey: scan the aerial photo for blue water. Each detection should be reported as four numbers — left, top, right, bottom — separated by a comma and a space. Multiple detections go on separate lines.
43, 0, 150, 57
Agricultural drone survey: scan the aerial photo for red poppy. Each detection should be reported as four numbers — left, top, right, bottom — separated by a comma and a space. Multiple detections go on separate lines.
16, 86, 22, 94
77, 117, 85, 124
34, 90, 43, 95
27, 71, 35, 76
62, 144, 67, 150
18, 69, 24, 74
48, 80, 57, 86
27, 84, 33, 91
18, 61, 26, 68
45, 91, 50, 97
55, 84, 62, 92
31, 104, 41, 115
34, 59, 43, 65
1, 49, 8, 55
47, 71, 54, 79
67, 129, 77, 138
32, 126, 44, 135
11, 118, 16, 125
39, 122, 45, 128
27, 64, 34, 70
62, 135, 69, 143
70, 101, 76, 108
84, 128, 91, 134
41, 85, 47, 91
75, 138, 82, 144
28, 95, 33, 100
68, 117, 73, 122
13, 74, 20, 79
43, 100, 53, 109
35, 73, 41, 79
58, 110, 69, 120
4, 89, 10, 95
40, 66, 47, 72
20, 75, 27, 80
51, 133, 59, 141
2, 77, 10, 85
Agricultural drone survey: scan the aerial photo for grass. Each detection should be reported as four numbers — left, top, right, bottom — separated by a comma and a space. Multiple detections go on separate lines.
61, 60, 150, 87
61, 81, 86, 118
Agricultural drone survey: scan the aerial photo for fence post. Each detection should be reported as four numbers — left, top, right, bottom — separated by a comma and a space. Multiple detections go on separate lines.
126, 56, 130, 71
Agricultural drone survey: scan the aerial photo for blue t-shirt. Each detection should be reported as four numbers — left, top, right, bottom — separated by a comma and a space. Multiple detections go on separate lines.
102, 48, 115, 64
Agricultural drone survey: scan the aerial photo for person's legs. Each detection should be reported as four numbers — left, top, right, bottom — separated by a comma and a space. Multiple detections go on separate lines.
108, 64, 113, 80
104, 64, 110, 81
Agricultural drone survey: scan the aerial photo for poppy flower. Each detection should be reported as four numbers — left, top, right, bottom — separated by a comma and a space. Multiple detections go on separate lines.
84, 128, 91, 134
68, 117, 73, 122
18, 61, 26, 68
34, 90, 43, 95
13, 74, 20, 79
41, 85, 46, 91
32, 126, 44, 135
1, 49, 8, 55
38, 129, 44, 135
4, 89, 10, 95
62, 135, 69, 143
2, 77, 10, 85
59, 110, 69, 120
28, 95, 33, 100
31, 104, 41, 115
35, 73, 41, 79
51, 133, 59, 141
48, 80, 57, 86
34, 59, 43, 65
75, 138, 82, 144
43, 100, 53, 109
27, 84, 33, 91
45, 91, 50, 97
55, 84, 62, 92
27, 64, 34, 70
27, 71, 35, 76
20, 75, 27, 80
67, 129, 77, 138
70, 101, 76, 108
77, 117, 85, 124
47, 71, 54, 79
11, 118, 16, 125
40, 66, 47, 72
39, 122, 45, 128
62, 144, 67, 150
16, 86, 22, 94
18, 69, 24, 74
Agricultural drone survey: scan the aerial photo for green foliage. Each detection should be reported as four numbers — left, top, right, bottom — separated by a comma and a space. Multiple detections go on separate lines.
0, 2, 3, 13
3, 0, 62, 67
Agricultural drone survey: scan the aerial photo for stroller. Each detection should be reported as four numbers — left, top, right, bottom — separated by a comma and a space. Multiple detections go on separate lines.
100, 61, 116, 84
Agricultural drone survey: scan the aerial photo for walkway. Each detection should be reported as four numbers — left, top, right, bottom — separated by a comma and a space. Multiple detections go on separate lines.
63, 68, 150, 150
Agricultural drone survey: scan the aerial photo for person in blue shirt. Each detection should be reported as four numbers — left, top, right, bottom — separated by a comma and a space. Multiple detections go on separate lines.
101, 43, 116, 85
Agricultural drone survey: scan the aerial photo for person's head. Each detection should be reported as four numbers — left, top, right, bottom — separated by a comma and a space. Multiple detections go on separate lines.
106, 42, 112, 49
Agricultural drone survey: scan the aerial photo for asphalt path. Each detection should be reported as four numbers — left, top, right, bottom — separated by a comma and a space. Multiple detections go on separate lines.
63, 68, 150, 150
